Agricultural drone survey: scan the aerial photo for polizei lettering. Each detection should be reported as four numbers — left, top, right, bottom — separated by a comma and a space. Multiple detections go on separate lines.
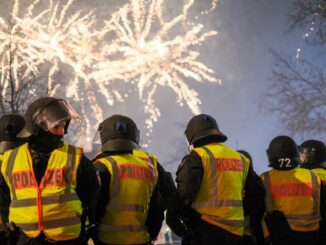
12, 171, 35, 189
41, 168, 65, 187
271, 182, 313, 198
119, 164, 153, 183
12, 168, 65, 189
216, 158, 244, 172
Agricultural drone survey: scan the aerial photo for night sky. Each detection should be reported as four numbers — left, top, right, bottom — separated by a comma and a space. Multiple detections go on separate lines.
0, 0, 318, 174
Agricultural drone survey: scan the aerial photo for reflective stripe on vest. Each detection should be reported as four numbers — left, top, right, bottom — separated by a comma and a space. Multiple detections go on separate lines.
1, 143, 82, 240
191, 144, 247, 236
104, 156, 120, 201
96, 150, 158, 244
15, 216, 81, 231
10, 193, 80, 207
262, 169, 320, 231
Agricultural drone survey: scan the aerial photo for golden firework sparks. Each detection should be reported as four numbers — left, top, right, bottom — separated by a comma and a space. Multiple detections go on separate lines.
0, 0, 220, 149
0, 0, 120, 147
93, 0, 220, 136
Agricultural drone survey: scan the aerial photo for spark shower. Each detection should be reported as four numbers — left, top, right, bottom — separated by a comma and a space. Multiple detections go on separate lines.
0, 0, 219, 148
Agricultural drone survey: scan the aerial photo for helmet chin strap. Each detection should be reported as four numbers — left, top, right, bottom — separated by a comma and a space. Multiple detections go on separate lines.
184, 133, 193, 152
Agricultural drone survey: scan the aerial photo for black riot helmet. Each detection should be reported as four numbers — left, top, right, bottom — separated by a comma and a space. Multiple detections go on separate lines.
0, 114, 26, 153
19, 97, 81, 137
185, 114, 227, 146
300, 140, 326, 168
96, 115, 140, 151
266, 135, 301, 169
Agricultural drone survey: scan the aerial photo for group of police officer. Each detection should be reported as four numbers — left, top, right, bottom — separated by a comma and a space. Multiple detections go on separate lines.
0, 96, 324, 245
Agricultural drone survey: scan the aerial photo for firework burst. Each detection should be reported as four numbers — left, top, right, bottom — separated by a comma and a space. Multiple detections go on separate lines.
0, 0, 48, 102
0, 0, 121, 145
0, 0, 220, 148
93, 0, 220, 135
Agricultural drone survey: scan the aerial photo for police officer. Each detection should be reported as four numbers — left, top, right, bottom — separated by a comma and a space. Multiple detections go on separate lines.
261, 135, 326, 245
0, 114, 26, 158
0, 97, 95, 245
175, 114, 265, 245
0, 114, 26, 244
300, 140, 326, 174
299, 139, 326, 244
89, 114, 181, 245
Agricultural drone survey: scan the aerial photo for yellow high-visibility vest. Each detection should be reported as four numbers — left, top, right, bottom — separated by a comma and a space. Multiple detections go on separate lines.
95, 149, 158, 244
1, 143, 83, 240
0, 153, 3, 231
261, 168, 321, 232
191, 143, 249, 236
312, 168, 326, 185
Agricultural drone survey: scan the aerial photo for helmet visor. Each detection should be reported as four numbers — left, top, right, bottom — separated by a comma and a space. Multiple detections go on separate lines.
299, 147, 314, 164
34, 100, 81, 132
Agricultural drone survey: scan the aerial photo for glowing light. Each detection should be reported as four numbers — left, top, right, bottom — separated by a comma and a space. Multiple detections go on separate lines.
1, 0, 220, 149
296, 48, 301, 60
94, 0, 220, 135
295, 17, 316, 60
0, 0, 119, 148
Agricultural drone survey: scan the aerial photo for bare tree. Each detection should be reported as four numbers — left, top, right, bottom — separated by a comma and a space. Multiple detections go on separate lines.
262, 1, 326, 138
263, 51, 326, 139
0, 21, 47, 116
289, 0, 326, 45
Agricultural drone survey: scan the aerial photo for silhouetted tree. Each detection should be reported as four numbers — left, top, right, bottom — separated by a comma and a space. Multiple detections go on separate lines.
264, 0, 326, 138
289, 0, 326, 45
263, 51, 326, 139
0, 22, 47, 115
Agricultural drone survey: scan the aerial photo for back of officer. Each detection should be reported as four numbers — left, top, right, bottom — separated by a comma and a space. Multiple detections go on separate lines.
90, 115, 177, 245
261, 135, 326, 245
0, 114, 26, 244
0, 97, 94, 245
299, 139, 326, 245
176, 114, 265, 245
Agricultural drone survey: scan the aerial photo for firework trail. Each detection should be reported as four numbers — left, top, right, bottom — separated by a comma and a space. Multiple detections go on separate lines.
0, 0, 220, 148
0, 0, 48, 100
0, 0, 121, 144
92, 0, 220, 136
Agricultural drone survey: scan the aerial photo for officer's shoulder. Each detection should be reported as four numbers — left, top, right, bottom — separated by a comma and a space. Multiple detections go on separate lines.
3, 143, 23, 157
260, 170, 271, 178
137, 149, 158, 160
237, 152, 249, 162
66, 143, 83, 151
92, 151, 116, 165
177, 152, 201, 170
295, 167, 313, 173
